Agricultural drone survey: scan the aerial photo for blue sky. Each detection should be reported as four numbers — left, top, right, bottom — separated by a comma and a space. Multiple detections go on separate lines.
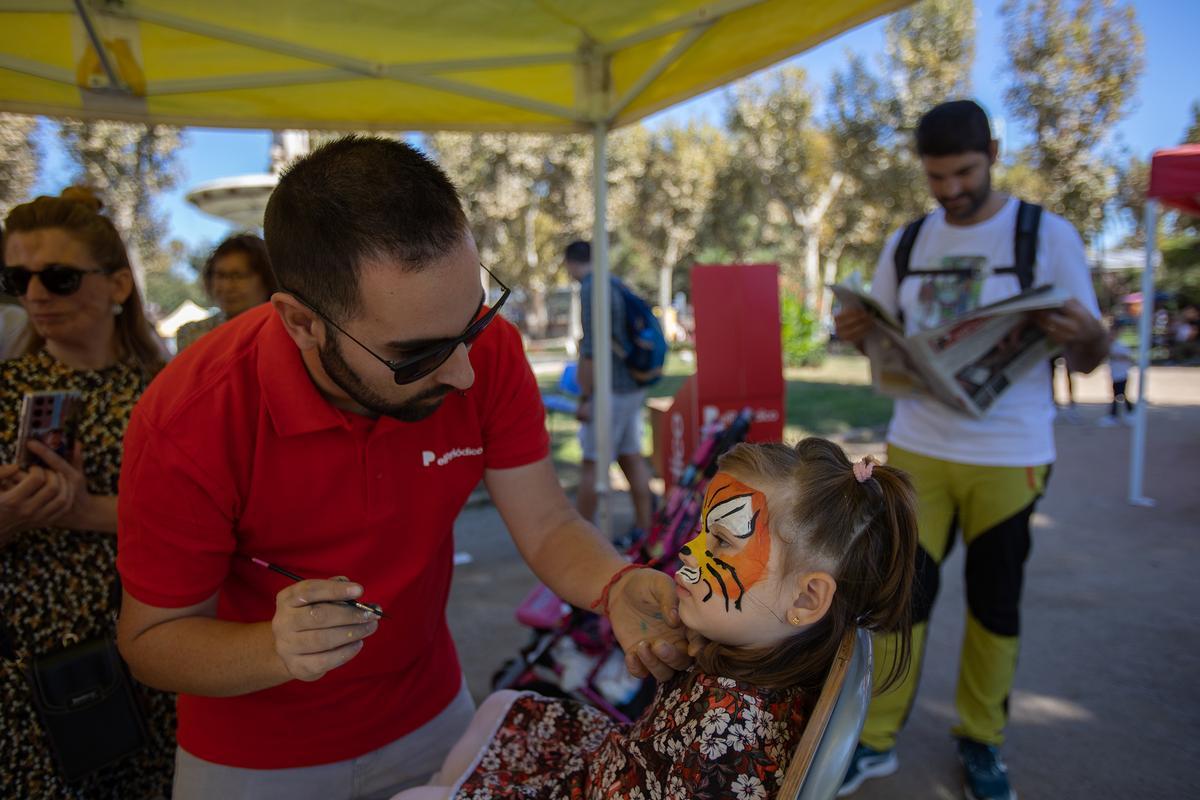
32, 0, 1198, 257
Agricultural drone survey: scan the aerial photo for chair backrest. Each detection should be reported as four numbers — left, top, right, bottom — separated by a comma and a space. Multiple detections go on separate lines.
778, 628, 874, 800
560, 361, 581, 396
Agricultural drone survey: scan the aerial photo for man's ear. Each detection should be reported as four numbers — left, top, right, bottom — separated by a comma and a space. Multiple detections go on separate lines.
271, 293, 323, 352
789, 571, 837, 627
988, 138, 1000, 166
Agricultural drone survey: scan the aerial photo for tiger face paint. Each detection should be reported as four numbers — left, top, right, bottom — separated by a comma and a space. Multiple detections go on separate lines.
677, 473, 773, 613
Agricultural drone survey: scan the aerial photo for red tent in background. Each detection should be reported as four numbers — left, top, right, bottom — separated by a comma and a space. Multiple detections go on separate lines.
1128, 144, 1200, 507
1149, 144, 1200, 216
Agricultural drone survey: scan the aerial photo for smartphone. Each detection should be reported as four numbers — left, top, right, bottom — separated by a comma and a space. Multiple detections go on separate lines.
14, 391, 83, 470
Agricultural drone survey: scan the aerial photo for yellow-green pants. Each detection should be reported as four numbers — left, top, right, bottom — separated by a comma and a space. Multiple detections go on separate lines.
860, 445, 1050, 750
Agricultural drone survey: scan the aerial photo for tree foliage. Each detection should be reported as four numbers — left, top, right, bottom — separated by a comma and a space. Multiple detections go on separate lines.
1000, 0, 1144, 239
0, 113, 39, 212
58, 120, 183, 290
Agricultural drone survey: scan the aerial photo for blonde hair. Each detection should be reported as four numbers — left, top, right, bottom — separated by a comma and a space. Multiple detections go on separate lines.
4, 186, 166, 378
693, 438, 917, 693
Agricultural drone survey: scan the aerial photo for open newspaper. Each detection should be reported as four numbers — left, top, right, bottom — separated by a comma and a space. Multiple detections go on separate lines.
830, 282, 1069, 418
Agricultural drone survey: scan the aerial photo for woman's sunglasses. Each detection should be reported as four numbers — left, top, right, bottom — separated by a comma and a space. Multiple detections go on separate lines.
282, 264, 512, 386
1, 265, 106, 297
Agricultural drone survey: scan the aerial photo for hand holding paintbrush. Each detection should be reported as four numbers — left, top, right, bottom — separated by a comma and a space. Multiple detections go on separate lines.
250, 557, 388, 618
248, 556, 387, 683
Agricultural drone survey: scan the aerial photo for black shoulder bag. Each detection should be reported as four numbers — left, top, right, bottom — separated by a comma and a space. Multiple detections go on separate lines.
0, 582, 149, 782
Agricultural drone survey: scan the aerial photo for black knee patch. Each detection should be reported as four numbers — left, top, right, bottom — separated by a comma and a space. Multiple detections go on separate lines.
964, 503, 1035, 637
911, 545, 941, 624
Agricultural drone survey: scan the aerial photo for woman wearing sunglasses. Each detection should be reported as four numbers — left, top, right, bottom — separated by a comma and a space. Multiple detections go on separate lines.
0, 187, 176, 797
175, 233, 277, 352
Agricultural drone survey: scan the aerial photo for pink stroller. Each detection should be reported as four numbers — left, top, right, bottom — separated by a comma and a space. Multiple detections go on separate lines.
492, 408, 755, 722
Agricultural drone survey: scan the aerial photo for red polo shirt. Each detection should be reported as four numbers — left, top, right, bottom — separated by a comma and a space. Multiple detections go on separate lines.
117, 303, 549, 768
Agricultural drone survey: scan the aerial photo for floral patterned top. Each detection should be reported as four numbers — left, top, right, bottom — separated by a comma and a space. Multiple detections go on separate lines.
0, 350, 176, 799
174, 311, 225, 352
454, 667, 813, 800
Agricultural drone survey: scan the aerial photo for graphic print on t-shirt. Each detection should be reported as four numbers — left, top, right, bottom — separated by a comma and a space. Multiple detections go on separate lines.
912, 255, 989, 332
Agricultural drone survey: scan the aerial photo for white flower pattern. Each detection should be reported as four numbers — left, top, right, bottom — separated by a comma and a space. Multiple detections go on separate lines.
453, 669, 811, 799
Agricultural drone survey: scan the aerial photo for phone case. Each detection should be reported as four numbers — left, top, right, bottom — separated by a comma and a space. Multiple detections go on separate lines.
15, 391, 84, 470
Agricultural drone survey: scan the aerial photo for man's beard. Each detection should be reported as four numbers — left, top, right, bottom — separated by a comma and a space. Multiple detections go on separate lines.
319, 336, 452, 422
938, 172, 991, 222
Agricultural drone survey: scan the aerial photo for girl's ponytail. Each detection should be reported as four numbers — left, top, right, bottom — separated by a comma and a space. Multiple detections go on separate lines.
851, 461, 918, 691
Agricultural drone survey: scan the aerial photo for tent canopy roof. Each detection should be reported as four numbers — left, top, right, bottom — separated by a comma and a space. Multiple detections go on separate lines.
1148, 144, 1200, 218
0, 0, 907, 132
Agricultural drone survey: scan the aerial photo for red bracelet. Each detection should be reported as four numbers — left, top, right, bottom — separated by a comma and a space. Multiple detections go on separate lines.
589, 563, 651, 616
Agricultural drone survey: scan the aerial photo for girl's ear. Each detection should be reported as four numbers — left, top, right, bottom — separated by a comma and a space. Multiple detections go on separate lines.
789, 571, 837, 627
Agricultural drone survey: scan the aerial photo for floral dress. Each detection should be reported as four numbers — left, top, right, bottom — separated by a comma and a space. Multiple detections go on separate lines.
454, 667, 813, 800
0, 351, 176, 799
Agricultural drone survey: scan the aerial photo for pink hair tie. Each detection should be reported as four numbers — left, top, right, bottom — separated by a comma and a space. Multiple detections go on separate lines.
853, 456, 877, 483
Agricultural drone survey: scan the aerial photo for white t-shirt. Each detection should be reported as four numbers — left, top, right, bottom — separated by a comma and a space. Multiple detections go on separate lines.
869, 196, 1100, 467
1108, 341, 1132, 382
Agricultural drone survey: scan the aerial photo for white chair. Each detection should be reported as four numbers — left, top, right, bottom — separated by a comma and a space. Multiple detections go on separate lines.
780, 627, 874, 800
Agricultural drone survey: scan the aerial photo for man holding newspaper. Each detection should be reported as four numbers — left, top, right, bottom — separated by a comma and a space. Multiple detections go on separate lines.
835, 101, 1107, 800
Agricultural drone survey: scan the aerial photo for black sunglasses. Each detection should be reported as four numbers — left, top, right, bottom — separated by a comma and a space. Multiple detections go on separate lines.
1, 264, 106, 297
283, 265, 511, 386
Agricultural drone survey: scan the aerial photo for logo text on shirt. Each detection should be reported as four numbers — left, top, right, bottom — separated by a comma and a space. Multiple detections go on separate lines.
422, 446, 484, 467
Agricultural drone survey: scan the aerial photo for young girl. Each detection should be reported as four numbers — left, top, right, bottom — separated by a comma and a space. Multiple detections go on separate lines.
397, 437, 917, 800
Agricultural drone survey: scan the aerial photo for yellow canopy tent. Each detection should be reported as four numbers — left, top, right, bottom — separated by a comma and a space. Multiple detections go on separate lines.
0, 0, 910, 531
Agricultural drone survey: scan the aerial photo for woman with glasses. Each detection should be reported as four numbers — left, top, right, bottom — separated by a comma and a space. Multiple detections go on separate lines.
176, 233, 277, 352
0, 187, 175, 797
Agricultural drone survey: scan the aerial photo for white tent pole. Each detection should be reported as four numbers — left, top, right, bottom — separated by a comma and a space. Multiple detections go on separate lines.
1128, 199, 1157, 507
592, 121, 613, 538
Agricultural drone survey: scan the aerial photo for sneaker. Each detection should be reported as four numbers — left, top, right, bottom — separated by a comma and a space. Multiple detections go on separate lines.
957, 738, 1016, 800
1096, 415, 1118, 428
837, 743, 898, 797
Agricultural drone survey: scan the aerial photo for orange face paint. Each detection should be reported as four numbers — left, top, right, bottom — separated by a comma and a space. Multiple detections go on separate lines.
678, 473, 772, 611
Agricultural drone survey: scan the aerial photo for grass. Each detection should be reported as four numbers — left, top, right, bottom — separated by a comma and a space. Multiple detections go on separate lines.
539, 352, 894, 467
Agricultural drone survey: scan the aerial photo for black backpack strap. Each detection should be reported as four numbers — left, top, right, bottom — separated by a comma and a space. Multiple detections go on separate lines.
893, 214, 928, 288
1013, 200, 1042, 290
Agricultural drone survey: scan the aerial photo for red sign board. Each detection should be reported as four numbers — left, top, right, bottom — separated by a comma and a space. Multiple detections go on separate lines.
652, 264, 785, 492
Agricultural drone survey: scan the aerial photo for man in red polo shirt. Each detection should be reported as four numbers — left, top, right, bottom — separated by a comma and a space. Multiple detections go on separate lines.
116, 137, 690, 799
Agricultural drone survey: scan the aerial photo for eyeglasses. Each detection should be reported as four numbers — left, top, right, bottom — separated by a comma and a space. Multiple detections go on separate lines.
282, 264, 511, 386
1, 265, 106, 297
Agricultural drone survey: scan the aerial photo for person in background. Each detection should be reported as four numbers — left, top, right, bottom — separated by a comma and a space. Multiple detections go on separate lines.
563, 240, 654, 546
834, 101, 1107, 800
0, 186, 175, 797
175, 232, 277, 351
1097, 326, 1135, 427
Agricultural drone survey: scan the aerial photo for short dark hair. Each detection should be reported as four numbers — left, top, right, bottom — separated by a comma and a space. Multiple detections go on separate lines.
915, 100, 993, 158
264, 135, 467, 321
564, 240, 591, 264
203, 233, 277, 295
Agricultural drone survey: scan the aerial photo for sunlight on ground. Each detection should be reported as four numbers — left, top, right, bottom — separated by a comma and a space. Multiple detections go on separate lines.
1010, 690, 1096, 725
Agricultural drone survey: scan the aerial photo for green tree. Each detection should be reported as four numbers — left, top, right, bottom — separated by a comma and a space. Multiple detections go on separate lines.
1184, 101, 1200, 146
619, 122, 727, 314
1000, 0, 1145, 238
428, 131, 592, 337
717, 67, 844, 312
0, 113, 40, 212
58, 120, 183, 298
825, 0, 976, 315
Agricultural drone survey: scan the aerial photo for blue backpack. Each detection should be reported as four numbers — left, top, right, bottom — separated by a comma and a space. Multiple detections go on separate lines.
610, 277, 667, 387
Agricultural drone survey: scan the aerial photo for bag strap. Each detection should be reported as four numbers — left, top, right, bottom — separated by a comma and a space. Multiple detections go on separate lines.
892, 214, 928, 288
1013, 200, 1042, 291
